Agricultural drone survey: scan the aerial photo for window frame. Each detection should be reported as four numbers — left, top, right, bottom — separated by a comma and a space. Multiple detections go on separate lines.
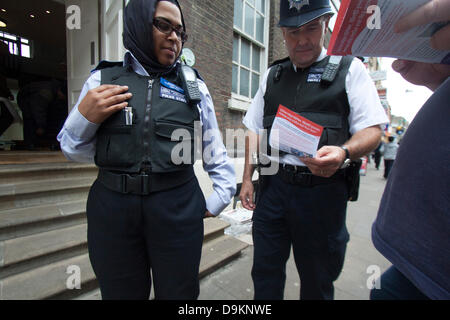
229, 0, 270, 112
0, 31, 32, 59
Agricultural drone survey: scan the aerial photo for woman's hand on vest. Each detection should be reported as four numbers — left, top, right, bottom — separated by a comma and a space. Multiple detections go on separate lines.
301, 146, 346, 178
78, 85, 133, 124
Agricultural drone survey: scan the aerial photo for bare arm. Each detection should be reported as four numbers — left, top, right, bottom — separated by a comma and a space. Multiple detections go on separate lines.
239, 130, 259, 211
344, 125, 383, 160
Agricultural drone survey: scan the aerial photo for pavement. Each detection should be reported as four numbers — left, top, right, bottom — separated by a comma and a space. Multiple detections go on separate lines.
196, 158, 392, 300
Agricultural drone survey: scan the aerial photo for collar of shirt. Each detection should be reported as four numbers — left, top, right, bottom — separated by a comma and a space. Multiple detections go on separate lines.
292, 47, 328, 72
123, 51, 182, 77
124, 50, 204, 126
123, 51, 150, 77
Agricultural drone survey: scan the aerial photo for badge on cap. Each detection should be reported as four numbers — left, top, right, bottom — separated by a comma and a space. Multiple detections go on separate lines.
288, 0, 310, 11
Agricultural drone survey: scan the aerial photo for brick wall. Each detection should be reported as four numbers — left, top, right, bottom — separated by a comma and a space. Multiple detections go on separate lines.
180, 0, 239, 135
268, 0, 289, 65
179, 0, 286, 135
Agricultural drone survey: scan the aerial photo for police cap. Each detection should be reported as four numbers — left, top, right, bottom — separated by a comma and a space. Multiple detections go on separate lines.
279, 0, 334, 28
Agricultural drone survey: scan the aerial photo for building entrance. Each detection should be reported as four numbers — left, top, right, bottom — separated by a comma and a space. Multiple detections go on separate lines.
0, 0, 67, 152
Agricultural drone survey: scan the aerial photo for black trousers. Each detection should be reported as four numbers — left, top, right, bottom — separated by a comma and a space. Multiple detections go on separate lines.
86, 176, 206, 300
374, 151, 382, 170
384, 159, 395, 179
252, 173, 349, 300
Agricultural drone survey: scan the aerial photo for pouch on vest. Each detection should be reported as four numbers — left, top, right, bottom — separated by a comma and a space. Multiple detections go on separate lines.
95, 106, 139, 168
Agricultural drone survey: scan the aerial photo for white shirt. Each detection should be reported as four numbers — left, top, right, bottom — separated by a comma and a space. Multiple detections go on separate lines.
243, 48, 389, 166
58, 52, 236, 216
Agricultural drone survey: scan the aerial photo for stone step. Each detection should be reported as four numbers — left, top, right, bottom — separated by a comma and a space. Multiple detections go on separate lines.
0, 162, 97, 184
199, 235, 249, 278
0, 176, 96, 198
0, 151, 70, 166
73, 285, 102, 300
0, 218, 226, 268
0, 253, 95, 300
203, 218, 230, 242
0, 224, 87, 267
0, 187, 89, 212
75, 234, 249, 300
0, 200, 86, 230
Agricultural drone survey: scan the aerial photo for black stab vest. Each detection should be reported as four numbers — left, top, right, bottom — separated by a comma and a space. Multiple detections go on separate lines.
263, 56, 354, 155
94, 65, 200, 173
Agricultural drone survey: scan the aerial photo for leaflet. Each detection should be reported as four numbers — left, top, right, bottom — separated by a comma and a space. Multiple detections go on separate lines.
269, 105, 324, 158
328, 0, 450, 64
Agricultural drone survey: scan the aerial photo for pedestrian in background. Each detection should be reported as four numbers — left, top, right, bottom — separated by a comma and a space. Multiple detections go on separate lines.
382, 136, 398, 179
373, 140, 383, 170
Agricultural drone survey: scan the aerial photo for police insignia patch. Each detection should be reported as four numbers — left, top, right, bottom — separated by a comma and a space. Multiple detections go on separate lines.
288, 0, 309, 11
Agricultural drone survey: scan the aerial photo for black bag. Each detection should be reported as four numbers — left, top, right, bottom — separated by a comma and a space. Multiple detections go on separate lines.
346, 159, 362, 202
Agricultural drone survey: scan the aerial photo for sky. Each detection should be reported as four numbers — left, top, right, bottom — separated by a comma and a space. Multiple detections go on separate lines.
378, 59, 433, 124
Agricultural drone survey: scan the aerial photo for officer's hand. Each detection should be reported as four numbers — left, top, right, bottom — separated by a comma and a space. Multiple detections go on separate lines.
391, 60, 450, 91
204, 211, 215, 218
78, 85, 132, 124
301, 146, 346, 178
239, 180, 256, 211
395, 0, 450, 51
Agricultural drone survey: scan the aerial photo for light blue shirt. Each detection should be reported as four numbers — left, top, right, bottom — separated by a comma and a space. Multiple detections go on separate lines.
58, 52, 236, 216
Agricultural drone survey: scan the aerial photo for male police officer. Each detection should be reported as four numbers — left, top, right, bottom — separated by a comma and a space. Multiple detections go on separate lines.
240, 0, 388, 300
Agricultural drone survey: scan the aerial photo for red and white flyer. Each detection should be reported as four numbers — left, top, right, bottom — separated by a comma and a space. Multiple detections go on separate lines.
328, 0, 450, 64
269, 105, 324, 158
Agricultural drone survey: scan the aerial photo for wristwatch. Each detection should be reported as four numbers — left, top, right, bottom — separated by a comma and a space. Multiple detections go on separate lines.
340, 145, 351, 169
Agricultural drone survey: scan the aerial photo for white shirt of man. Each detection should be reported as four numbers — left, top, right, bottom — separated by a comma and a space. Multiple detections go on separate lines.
243, 48, 389, 166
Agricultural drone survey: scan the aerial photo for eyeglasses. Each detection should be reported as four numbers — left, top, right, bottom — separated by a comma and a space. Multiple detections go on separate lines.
153, 17, 188, 43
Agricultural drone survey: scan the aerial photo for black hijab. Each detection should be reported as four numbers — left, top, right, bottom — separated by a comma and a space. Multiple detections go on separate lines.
123, 0, 185, 75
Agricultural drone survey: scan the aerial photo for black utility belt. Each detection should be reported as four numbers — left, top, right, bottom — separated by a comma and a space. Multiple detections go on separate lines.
278, 164, 346, 187
97, 166, 195, 195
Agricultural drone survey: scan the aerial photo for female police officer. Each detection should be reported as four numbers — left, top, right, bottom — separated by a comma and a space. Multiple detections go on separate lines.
58, 0, 236, 300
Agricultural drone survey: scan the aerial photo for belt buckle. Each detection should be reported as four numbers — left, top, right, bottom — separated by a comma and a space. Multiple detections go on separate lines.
282, 164, 298, 173
141, 174, 150, 194
296, 172, 312, 186
122, 174, 150, 195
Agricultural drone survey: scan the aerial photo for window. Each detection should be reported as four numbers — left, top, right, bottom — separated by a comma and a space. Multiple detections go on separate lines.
0, 31, 32, 58
230, 0, 269, 111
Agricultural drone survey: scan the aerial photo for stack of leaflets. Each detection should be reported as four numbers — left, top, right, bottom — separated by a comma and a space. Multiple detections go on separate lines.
219, 207, 253, 238
328, 0, 450, 64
